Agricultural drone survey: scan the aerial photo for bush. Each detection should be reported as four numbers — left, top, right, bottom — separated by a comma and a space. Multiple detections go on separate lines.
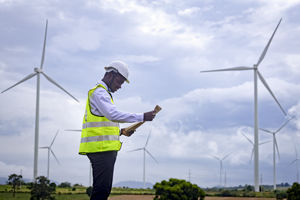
58, 182, 71, 188
50, 182, 56, 192
153, 178, 205, 200
27, 176, 55, 200
86, 186, 93, 197
287, 182, 300, 200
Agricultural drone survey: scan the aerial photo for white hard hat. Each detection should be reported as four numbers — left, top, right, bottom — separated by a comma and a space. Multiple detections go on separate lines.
104, 61, 130, 83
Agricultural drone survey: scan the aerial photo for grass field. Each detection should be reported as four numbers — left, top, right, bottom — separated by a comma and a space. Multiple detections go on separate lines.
0, 184, 288, 199
0, 184, 154, 200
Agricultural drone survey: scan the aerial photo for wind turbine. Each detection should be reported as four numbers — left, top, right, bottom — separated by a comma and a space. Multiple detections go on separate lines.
212, 153, 231, 188
288, 145, 300, 183
241, 133, 271, 164
39, 130, 60, 179
258, 116, 295, 190
201, 19, 285, 191
128, 130, 158, 189
65, 129, 92, 187
1, 20, 79, 180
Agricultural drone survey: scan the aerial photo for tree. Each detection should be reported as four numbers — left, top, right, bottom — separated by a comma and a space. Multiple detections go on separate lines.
245, 184, 254, 192
287, 182, 300, 200
58, 181, 71, 188
153, 178, 205, 200
49, 182, 56, 191
7, 174, 22, 197
27, 176, 55, 200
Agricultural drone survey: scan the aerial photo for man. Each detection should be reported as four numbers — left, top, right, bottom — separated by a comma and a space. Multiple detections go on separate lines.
79, 61, 156, 200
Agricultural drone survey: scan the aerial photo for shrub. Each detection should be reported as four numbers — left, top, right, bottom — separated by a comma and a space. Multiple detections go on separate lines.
86, 186, 93, 197
58, 182, 71, 188
287, 182, 300, 200
221, 190, 231, 197
27, 176, 55, 200
153, 178, 205, 200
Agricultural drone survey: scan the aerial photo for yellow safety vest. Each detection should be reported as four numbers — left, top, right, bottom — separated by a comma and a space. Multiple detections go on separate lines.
79, 84, 122, 155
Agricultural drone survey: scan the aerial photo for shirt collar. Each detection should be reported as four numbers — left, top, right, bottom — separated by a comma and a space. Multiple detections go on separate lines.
97, 80, 112, 92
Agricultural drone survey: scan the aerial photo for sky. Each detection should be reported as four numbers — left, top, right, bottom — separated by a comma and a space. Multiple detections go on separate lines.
0, 0, 300, 188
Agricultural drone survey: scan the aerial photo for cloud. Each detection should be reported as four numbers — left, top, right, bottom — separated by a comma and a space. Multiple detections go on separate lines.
178, 6, 213, 17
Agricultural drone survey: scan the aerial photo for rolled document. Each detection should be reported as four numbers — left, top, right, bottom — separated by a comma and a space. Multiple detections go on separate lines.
123, 105, 162, 133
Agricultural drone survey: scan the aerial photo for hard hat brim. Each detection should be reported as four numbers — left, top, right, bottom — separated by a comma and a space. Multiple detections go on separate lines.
104, 66, 130, 83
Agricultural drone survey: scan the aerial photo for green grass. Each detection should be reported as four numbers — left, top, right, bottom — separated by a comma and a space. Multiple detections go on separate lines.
0, 184, 154, 199
0, 192, 91, 200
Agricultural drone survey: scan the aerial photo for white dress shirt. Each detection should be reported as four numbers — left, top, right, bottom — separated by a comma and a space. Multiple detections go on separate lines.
89, 80, 144, 123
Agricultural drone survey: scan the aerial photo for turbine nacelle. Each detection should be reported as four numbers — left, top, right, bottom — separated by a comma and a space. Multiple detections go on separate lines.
34, 68, 43, 73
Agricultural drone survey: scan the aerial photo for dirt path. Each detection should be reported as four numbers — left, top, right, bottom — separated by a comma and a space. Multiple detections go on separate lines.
108, 195, 155, 200
108, 195, 277, 200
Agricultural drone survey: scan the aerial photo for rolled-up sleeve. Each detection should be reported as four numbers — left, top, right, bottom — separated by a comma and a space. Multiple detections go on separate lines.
90, 87, 144, 123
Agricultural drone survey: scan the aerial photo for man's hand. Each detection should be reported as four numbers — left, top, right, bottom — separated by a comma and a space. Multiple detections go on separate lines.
143, 110, 156, 121
121, 129, 136, 137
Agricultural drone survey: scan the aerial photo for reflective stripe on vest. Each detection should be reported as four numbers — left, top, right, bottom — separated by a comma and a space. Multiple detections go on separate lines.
82, 121, 119, 129
81, 135, 120, 143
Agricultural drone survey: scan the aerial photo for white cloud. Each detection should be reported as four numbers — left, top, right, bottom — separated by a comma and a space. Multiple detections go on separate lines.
178, 6, 213, 17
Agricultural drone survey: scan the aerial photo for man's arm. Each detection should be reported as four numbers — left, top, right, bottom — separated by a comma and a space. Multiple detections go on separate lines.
90, 87, 146, 123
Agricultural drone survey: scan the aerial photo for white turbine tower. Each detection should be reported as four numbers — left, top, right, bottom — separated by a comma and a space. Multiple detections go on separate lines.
65, 129, 92, 187
258, 116, 295, 190
201, 19, 285, 191
1, 20, 79, 180
128, 130, 158, 189
241, 133, 271, 164
212, 153, 231, 188
288, 145, 300, 183
39, 130, 60, 179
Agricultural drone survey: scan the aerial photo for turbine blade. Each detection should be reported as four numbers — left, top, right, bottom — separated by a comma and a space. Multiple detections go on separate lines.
256, 19, 282, 67
145, 149, 158, 163
250, 148, 254, 164
222, 153, 232, 161
1, 73, 37, 93
40, 20, 48, 70
257, 70, 286, 115
258, 128, 273, 134
212, 155, 221, 161
275, 116, 295, 133
295, 145, 298, 158
41, 72, 79, 102
274, 137, 280, 160
65, 129, 82, 132
39, 147, 48, 149
50, 149, 60, 165
259, 140, 272, 145
50, 130, 59, 147
288, 159, 297, 167
201, 66, 253, 73
242, 133, 253, 145
145, 130, 152, 147
127, 148, 143, 152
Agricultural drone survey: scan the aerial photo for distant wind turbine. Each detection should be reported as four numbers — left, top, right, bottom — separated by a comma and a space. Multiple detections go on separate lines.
288, 145, 300, 184
65, 129, 92, 187
258, 116, 295, 190
201, 19, 285, 191
1, 20, 79, 180
241, 133, 271, 164
128, 130, 158, 189
212, 153, 231, 188
39, 130, 60, 179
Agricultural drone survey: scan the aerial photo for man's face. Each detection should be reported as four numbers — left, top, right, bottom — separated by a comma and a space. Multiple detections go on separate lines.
110, 73, 126, 93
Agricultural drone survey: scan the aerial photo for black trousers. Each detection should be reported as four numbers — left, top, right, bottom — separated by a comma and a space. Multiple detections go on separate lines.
87, 151, 117, 200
